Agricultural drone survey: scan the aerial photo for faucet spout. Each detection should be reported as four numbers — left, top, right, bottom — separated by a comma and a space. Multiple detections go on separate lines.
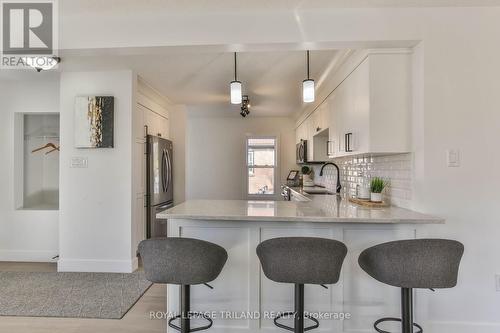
319, 162, 342, 194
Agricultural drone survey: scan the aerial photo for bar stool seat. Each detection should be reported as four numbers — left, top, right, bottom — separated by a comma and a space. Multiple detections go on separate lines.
257, 237, 347, 333
358, 238, 464, 333
139, 237, 228, 333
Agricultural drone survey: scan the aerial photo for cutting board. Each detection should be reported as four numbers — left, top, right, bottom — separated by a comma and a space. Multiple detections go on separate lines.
348, 197, 389, 207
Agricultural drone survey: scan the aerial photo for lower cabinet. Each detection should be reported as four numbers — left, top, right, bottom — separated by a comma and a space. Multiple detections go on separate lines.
167, 219, 425, 333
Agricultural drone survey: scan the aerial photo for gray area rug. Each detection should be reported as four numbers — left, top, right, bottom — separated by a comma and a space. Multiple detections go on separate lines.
0, 271, 152, 319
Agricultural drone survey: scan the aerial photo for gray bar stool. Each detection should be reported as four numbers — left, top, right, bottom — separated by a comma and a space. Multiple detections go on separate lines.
358, 239, 464, 333
138, 237, 228, 333
256, 237, 348, 333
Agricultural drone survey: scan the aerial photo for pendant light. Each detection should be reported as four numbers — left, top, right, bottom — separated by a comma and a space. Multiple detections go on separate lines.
230, 52, 242, 104
302, 50, 315, 103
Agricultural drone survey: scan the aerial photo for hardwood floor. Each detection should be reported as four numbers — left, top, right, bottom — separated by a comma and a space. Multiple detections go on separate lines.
0, 262, 167, 333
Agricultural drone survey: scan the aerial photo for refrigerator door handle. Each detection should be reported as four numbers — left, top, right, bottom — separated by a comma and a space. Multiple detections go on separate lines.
165, 148, 172, 192
161, 149, 167, 192
165, 149, 170, 193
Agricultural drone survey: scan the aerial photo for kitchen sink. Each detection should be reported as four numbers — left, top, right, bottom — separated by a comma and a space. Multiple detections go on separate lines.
302, 187, 335, 195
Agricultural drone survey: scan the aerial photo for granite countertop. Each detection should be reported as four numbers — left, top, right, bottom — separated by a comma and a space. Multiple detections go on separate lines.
157, 189, 444, 224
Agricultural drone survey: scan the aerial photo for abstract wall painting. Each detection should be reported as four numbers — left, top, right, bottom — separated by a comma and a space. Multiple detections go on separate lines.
74, 96, 114, 148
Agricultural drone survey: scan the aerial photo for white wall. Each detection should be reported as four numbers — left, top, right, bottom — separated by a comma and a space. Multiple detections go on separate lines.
0, 73, 60, 261
58, 70, 136, 273
186, 107, 297, 200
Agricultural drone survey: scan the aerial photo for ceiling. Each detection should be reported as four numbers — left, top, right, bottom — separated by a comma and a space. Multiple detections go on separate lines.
61, 49, 352, 116
61, 0, 500, 12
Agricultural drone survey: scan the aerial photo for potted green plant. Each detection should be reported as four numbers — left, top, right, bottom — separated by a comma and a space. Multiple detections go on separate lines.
301, 166, 313, 186
370, 177, 387, 202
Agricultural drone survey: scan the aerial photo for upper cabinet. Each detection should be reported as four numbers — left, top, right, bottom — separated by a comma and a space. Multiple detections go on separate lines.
143, 106, 169, 139
326, 51, 412, 158
295, 98, 331, 163
295, 50, 411, 162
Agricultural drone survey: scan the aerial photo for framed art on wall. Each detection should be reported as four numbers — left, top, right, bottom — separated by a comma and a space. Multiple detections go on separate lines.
74, 96, 114, 148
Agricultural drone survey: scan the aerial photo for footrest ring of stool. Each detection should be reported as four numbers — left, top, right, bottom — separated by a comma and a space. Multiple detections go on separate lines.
374, 317, 423, 333
273, 311, 320, 332
168, 312, 213, 333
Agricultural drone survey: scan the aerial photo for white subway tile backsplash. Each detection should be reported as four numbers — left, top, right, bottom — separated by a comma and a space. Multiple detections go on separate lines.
310, 153, 413, 208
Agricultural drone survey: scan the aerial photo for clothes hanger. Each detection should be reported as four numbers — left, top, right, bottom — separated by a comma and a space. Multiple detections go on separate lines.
32, 142, 60, 154
45, 147, 60, 154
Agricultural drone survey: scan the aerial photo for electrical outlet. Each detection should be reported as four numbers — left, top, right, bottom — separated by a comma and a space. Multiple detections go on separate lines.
496, 275, 500, 292
70, 157, 88, 168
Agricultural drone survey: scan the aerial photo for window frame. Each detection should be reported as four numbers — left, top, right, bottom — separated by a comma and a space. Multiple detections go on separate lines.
245, 135, 278, 199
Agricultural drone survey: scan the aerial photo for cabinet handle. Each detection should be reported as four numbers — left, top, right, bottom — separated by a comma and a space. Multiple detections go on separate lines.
327, 141, 333, 156
345, 133, 353, 152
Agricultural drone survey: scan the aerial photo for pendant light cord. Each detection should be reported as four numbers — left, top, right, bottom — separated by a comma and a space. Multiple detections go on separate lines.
306, 50, 310, 80
234, 52, 237, 81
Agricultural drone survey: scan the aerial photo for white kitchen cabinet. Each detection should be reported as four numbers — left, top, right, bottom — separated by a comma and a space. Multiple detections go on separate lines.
327, 52, 411, 158
318, 102, 329, 133
305, 117, 315, 162
295, 101, 331, 163
295, 121, 307, 144
142, 104, 170, 139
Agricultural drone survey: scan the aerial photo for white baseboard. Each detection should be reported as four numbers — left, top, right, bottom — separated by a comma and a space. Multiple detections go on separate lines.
0, 249, 58, 262
57, 257, 138, 273
428, 321, 500, 333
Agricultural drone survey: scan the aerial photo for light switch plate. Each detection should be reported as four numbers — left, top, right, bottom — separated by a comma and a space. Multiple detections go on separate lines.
496, 274, 500, 291
446, 149, 460, 167
70, 157, 88, 168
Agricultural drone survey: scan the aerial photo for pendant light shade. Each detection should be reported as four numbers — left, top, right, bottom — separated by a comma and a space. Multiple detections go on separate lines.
302, 50, 315, 103
230, 52, 242, 104
230, 80, 242, 104
303, 79, 315, 103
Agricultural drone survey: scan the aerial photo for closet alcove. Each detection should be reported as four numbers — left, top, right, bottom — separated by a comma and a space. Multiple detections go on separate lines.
14, 113, 60, 210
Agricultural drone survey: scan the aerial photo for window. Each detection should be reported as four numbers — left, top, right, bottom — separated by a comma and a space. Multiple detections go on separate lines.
246, 136, 277, 196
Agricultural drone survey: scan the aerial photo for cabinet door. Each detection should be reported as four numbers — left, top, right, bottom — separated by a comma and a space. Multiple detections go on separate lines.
158, 115, 170, 139
335, 79, 349, 156
295, 125, 301, 144
305, 117, 315, 162
327, 93, 339, 158
144, 109, 169, 139
296, 122, 306, 144
144, 109, 158, 137
349, 59, 370, 155
318, 103, 329, 132
311, 108, 326, 135
135, 104, 146, 140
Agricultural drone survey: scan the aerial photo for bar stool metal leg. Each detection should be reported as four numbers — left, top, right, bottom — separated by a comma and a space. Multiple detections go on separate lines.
373, 287, 423, 333
168, 284, 214, 333
294, 284, 304, 333
181, 285, 190, 333
401, 288, 412, 333
273, 284, 319, 333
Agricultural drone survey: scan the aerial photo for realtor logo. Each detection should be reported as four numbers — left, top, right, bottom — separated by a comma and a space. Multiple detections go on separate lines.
2, 1, 53, 54
1, 0, 57, 69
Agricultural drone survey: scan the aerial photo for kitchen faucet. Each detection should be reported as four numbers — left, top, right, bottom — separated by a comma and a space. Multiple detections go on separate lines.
319, 162, 342, 194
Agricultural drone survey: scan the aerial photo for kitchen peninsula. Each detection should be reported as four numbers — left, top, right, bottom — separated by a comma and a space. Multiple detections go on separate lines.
157, 195, 442, 333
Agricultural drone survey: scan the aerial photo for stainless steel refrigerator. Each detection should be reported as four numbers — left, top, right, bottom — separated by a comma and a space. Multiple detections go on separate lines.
146, 135, 173, 238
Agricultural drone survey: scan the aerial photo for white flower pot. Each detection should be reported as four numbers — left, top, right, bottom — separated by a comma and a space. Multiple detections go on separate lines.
370, 192, 383, 203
